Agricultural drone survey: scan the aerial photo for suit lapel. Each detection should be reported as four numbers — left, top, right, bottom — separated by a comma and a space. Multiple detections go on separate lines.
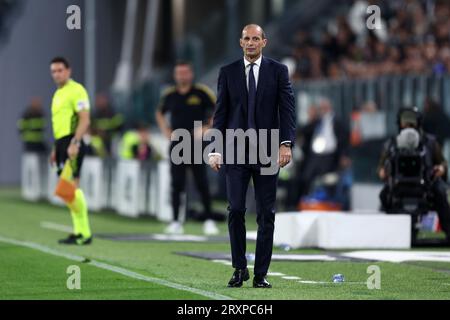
238, 59, 248, 118
256, 56, 267, 109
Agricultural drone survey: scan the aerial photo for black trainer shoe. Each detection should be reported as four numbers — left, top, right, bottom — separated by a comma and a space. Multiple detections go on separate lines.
76, 236, 93, 246
227, 268, 250, 288
58, 234, 82, 245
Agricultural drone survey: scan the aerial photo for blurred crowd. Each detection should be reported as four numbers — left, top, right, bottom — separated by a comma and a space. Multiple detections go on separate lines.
282, 94, 450, 210
17, 0, 450, 213
283, 0, 450, 81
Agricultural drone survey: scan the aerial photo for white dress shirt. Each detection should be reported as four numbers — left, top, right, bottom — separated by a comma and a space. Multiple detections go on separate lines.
312, 112, 337, 155
244, 55, 262, 90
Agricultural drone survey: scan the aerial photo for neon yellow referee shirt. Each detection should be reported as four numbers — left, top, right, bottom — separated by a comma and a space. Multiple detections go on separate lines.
51, 79, 90, 140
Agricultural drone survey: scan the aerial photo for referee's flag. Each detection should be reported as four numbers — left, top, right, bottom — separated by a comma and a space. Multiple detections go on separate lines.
54, 160, 77, 203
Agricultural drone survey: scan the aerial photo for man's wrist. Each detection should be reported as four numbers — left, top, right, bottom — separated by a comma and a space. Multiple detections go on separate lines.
208, 153, 222, 158
280, 141, 292, 148
71, 138, 81, 147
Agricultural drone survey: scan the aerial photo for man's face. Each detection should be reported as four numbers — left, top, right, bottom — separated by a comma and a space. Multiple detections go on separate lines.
50, 63, 71, 86
240, 27, 267, 60
30, 97, 42, 111
96, 94, 109, 110
174, 65, 194, 87
318, 100, 332, 116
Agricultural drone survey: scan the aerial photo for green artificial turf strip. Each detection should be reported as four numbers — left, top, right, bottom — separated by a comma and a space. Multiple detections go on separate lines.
1, 187, 450, 300
0, 243, 205, 300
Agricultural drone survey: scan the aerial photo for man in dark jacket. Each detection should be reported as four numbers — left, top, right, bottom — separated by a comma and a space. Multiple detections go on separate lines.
290, 98, 350, 206
378, 107, 450, 243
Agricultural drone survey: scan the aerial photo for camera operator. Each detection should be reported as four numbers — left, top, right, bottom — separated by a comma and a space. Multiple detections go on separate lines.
378, 107, 450, 243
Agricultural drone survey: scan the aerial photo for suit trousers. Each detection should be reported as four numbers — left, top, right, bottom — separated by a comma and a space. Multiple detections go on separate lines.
225, 163, 279, 277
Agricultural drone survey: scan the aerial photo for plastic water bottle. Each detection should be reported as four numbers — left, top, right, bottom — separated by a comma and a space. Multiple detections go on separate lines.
332, 274, 345, 283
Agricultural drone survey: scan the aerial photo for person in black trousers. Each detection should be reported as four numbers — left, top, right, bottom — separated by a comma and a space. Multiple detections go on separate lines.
156, 61, 219, 236
209, 24, 296, 288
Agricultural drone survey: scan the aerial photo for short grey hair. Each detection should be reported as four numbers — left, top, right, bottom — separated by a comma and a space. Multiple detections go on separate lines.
241, 24, 266, 39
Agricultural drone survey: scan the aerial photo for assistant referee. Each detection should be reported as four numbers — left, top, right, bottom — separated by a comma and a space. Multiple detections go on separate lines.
49, 57, 92, 245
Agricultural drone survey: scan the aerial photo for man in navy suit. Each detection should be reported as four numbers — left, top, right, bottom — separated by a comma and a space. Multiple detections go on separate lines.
208, 24, 296, 288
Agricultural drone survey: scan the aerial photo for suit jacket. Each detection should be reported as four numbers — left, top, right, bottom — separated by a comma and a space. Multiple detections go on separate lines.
212, 56, 296, 162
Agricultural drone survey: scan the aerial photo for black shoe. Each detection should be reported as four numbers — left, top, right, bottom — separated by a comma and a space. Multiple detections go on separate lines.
253, 276, 272, 288
227, 268, 250, 288
76, 236, 93, 246
58, 234, 82, 245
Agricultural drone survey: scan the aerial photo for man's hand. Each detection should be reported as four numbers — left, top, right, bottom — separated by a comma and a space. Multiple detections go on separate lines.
67, 143, 80, 160
50, 149, 56, 166
340, 156, 352, 169
155, 111, 173, 140
164, 128, 173, 140
193, 126, 204, 141
378, 168, 386, 180
209, 154, 222, 172
278, 145, 292, 168
433, 164, 445, 178
194, 125, 210, 140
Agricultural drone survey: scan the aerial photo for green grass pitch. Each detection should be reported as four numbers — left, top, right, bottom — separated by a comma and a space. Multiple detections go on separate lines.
1, 187, 450, 300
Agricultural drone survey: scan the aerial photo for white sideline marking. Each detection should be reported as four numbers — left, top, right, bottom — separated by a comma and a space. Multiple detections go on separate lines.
0, 235, 232, 300
210, 260, 306, 283
297, 280, 366, 285
342, 250, 450, 263
272, 254, 338, 261
212, 259, 233, 266
41, 222, 73, 233
153, 234, 208, 242
246, 231, 258, 240
299, 280, 328, 284
210, 261, 306, 282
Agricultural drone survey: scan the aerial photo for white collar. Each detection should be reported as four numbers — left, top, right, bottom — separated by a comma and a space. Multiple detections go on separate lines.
244, 55, 262, 68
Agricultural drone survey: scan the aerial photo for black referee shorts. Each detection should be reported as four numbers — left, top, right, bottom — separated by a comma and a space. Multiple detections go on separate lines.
55, 135, 86, 179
